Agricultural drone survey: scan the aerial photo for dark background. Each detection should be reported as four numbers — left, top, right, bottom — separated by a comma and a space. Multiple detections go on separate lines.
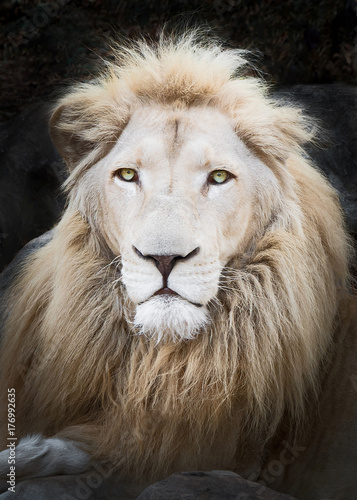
1, 0, 356, 121
0, 0, 356, 272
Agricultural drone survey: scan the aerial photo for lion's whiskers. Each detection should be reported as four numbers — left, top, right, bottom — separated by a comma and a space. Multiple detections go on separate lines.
96, 255, 122, 275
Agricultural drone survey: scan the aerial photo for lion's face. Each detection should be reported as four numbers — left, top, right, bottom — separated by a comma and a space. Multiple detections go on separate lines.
85, 104, 282, 341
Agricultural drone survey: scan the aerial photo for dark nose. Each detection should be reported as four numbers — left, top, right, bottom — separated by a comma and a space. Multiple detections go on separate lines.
133, 247, 199, 288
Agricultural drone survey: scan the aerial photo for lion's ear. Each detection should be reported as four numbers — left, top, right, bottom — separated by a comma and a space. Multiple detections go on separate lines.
49, 85, 131, 171
49, 103, 93, 170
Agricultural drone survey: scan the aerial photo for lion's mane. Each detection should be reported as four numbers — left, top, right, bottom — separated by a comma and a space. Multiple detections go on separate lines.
0, 33, 352, 480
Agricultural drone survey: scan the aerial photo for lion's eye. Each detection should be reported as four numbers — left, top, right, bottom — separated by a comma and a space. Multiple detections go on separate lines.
115, 168, 138, 182
208, 170, 230, 185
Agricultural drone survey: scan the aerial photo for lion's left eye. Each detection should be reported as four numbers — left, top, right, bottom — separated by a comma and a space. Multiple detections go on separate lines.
115, 168, 138, 182
208, 170, 231, 185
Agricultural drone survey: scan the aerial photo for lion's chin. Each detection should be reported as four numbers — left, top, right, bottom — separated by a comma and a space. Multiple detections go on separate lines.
133, 295, 209, 343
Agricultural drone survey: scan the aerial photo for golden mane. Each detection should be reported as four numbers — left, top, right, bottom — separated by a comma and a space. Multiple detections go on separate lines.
0, 32, 352, 481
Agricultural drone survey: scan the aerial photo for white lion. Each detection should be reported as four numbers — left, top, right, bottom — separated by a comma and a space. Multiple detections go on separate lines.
0, 32, 356, 499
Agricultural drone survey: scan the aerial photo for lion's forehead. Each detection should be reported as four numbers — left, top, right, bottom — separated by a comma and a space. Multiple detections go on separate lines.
113, 105, 245, 169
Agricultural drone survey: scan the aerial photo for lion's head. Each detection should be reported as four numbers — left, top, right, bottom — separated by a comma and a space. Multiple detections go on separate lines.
58, 102, 289, 343
0, 33, 352, 478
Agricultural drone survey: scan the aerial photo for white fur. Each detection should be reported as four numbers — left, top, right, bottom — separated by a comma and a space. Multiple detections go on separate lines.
134, 295, 209, 343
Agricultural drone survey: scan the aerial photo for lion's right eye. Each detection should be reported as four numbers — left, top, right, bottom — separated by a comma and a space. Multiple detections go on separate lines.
114, 168, 138, 182
208, 170, 233, 185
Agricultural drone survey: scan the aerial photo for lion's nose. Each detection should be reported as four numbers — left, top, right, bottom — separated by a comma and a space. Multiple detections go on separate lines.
133, 246, 199, 287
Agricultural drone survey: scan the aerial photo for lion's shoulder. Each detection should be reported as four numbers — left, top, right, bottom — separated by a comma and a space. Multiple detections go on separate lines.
0, 231, 53, 338
0, 231, 53, 295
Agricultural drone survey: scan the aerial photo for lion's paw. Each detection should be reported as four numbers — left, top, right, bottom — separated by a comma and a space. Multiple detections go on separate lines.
0, 434, 91, 493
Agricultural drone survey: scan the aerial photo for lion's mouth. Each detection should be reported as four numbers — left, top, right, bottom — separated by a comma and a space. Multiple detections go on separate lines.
152, 287, 203, 307
154, 287, 179, 297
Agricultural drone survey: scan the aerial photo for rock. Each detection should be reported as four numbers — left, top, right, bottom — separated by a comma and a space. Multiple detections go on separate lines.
0, 471, 143, 500
137, 471, 297, 500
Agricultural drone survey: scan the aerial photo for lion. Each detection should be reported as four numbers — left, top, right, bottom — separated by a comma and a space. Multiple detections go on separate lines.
0, 32, 356, 499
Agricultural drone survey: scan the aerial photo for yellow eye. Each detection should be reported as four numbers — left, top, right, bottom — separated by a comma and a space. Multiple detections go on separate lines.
115, 168, 138, 182
208, 170, 229, 184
